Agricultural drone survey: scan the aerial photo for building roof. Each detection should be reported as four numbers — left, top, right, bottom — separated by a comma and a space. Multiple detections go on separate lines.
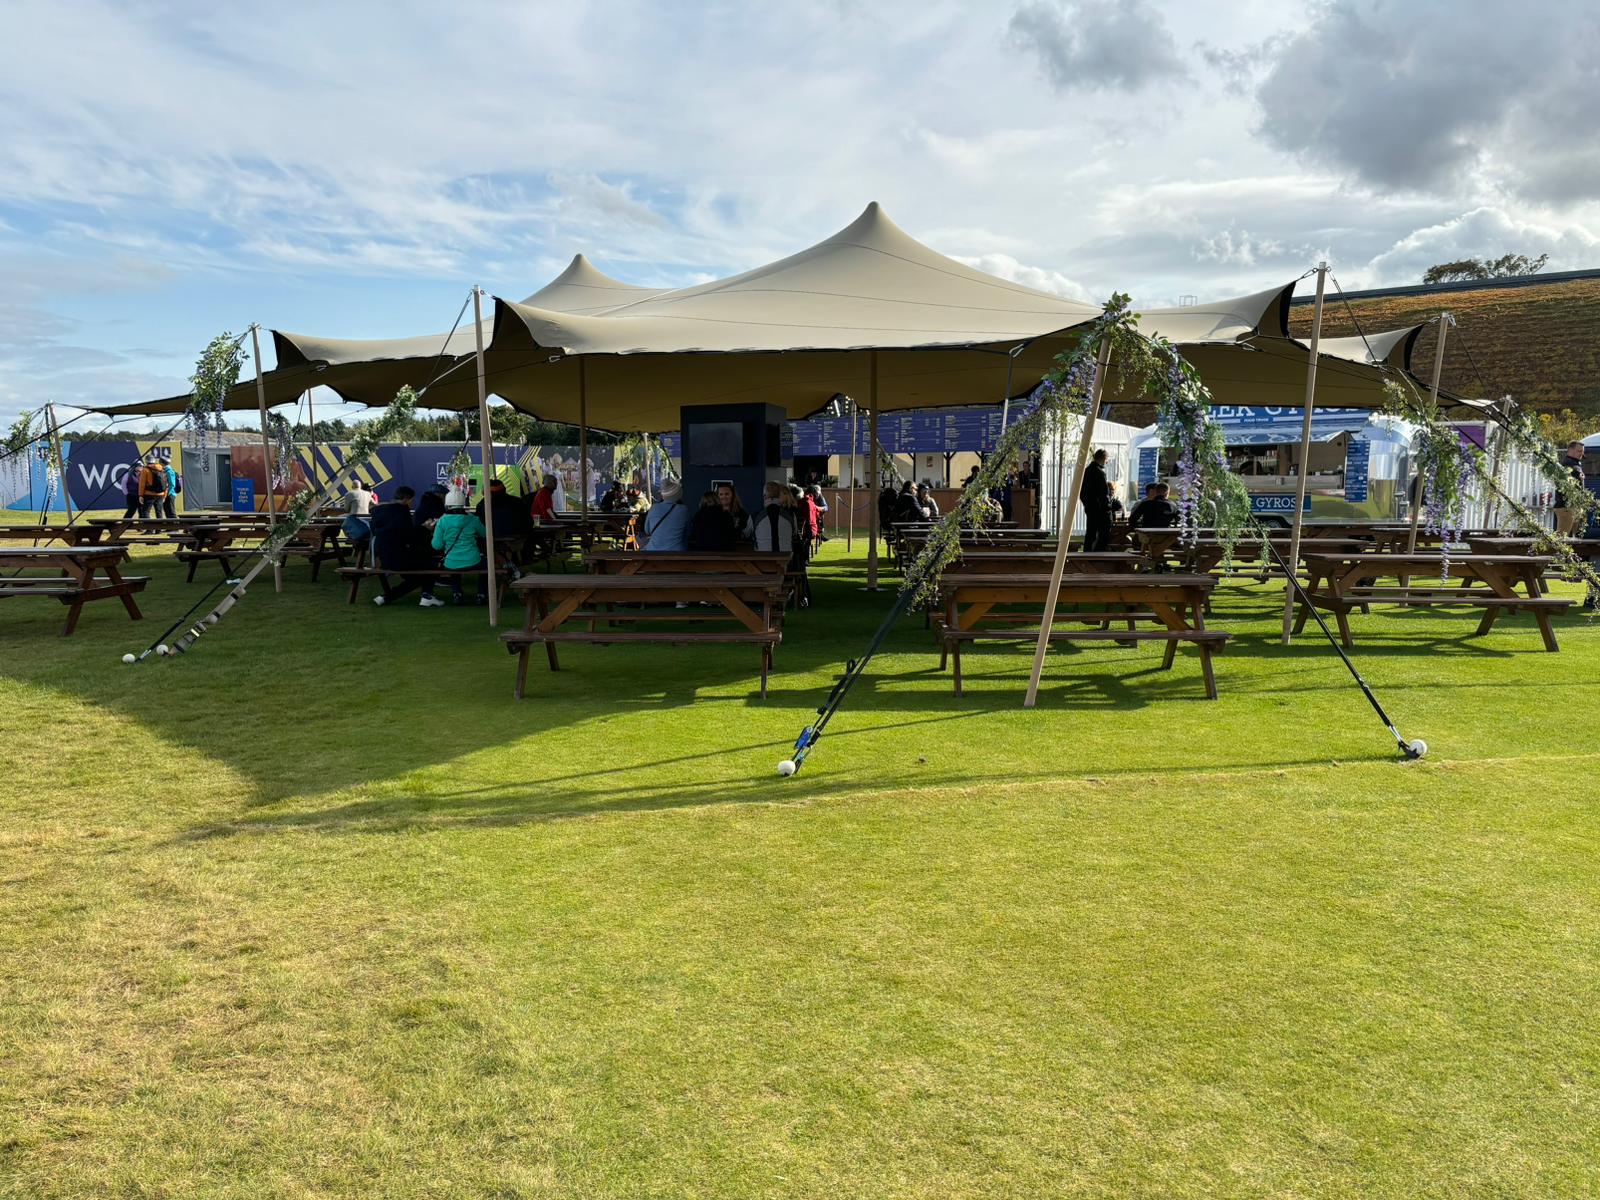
1288, 271, 1600, 416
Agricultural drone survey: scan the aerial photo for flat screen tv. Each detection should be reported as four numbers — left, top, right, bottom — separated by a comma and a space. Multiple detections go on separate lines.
689, 422, 746, 467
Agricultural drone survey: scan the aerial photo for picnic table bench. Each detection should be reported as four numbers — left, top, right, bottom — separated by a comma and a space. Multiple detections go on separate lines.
502, 572, 786, 699
935, 572, 1228, 698
1466, 536, 1600, 562
174, 519, 346, 580
0, 545, 148, 635
1296, 552, 1573, 651
0, 522, 113, 545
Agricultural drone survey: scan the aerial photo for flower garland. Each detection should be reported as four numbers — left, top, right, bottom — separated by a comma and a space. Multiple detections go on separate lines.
267, 412, 294, 490
902, 295, 1252, 604
445, 447, 472, 495
1384, 377, 1600, 606
187, 333, 244, 471
2, 411, 38, 501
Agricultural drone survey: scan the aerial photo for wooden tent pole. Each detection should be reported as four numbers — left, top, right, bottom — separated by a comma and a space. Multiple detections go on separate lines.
1279, 263, 1326, 643
847, 396, 856, 551
1484, 394, 1510, 530
250, 324, 283, 593
1407, 313, 1451, 553
473, 287, 499, 627
307, 389, 318, 491
1023, 337, 1113, 708
578, 357, 589, 520
866, 352, 880, 590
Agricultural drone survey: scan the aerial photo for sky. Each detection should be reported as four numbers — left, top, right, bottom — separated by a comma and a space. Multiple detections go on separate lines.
3, 0, 1599, 429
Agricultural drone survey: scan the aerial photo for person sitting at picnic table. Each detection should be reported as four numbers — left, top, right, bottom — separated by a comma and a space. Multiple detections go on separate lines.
877, 483, 898, 541
414, 484, 447, 529
598, 480, 626, 513
477, 478, 529, 539
137, 454, 169, 518
1127, 482, 1179, 530
1107, 481, 1124, 521
641, 477, 690, 551
916, 483, 940, 520
757, 481, 810, 606
892, 481, 924, 525
528, 476, 559, 524
716, 482, 753, 544
371, 486, 444, 608
1554, 440, 1588, 536
687, 489, 739, 551
341, 476, 374, 553
120, 462, 141, 518
431, 489, 488, 605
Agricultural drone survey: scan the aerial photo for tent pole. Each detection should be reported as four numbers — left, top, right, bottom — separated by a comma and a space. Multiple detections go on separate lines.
473, 287, 500, 628
47, 403, 72, 522
1279, 262, 1327, 644
250, 324, 283, 593
1407, 313, 1451, 552
307, 389, 318, 492
847, 397, 857, 551
1024, 337, 1112, 708
866, 352, 880, 590
578, 357, 589, 521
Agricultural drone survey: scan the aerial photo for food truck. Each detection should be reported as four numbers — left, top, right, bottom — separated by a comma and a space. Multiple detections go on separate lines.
1127, 407, 1417, 526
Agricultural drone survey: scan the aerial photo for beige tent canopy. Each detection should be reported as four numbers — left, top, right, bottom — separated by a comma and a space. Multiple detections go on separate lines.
98, 254, 671, 417
94, 203, 1433, 425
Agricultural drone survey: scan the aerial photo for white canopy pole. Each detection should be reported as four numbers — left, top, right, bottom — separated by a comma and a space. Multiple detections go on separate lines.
1024, 336, 1113, 708
578, 357, 589, 521
1279, 263, 1327, 644
250, 324, 284, 593
472, 288, 499, 627
306, 389, 318, 491
1407, 313, 1451, 553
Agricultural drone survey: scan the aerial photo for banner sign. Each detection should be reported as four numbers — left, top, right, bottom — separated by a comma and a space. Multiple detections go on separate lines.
1250, 493, 1313, 515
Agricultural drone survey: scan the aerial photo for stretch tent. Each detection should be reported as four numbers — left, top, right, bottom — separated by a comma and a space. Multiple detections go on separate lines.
96, 203, 1435, 425
99, 254, 672, 417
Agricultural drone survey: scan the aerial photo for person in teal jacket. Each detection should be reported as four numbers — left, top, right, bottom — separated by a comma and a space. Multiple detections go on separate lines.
431, 489, 487, 605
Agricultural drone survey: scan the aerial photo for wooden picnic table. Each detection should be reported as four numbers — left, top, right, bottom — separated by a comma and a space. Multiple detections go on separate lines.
174, 518, 346, 580
583, 550, 791, 576
1296, 552, 1572, 651
935, 572, 1228, 698
0, 522, 113, 545
1466, 536, 1600, 561
503, 572, 786, 699
942, 550, 1144, 574
0, 545, 148, 635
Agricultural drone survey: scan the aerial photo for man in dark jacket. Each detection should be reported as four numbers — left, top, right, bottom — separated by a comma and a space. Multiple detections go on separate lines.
1081, 449, 1111, 550
1127, 482, 1179, 530
1554, 440, 1589, 536
370, 486, 443, 607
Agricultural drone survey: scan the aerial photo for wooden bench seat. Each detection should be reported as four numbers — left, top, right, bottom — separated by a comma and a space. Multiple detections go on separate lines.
337, 564, 503, 604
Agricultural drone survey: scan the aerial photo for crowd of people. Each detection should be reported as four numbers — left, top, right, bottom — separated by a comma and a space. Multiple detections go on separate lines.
348, 474, 830, 609
120, 454, 180, 519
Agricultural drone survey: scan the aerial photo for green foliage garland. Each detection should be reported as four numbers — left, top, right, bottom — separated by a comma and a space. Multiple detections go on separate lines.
902, 295, 1252, 604
188, 333, 245, 470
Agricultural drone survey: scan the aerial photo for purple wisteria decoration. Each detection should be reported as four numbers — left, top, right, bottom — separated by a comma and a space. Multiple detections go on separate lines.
187, 333, 246, 473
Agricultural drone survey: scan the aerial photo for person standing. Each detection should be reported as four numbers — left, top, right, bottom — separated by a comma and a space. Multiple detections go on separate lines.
161, 458, 180, 518
137, 454, 168, 518
1554, 440, 1589, 537
1081, 449, 1111, 551
120, 461, 142, 518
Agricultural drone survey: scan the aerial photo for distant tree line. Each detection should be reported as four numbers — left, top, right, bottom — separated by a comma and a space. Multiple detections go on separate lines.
66, 404, 620, 445
1423, 254, 1549, 284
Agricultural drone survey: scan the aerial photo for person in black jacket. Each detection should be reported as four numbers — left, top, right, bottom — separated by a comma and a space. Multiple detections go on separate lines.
1127, 482, 1179, 530
687, 490, 739, 551
414, 485, 447, 528
1081, 449, 1111, 551
370, 486, 443, 607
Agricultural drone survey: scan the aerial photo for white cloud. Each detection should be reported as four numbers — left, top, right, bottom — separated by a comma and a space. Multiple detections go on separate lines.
1358, 207, 1600, 288
951, 253, 1093, 301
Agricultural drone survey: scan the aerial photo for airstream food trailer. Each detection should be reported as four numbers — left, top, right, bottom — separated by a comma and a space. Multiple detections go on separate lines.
1127, 407, 1417, 526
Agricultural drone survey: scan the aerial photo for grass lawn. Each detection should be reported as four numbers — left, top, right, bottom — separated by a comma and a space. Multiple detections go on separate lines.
2, 529, 1598, 1198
